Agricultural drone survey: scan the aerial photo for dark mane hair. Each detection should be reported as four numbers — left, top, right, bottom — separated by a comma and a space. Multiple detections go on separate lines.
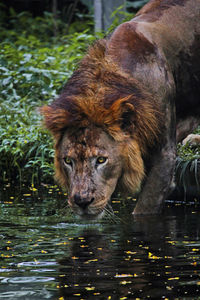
41, 39, 162, 156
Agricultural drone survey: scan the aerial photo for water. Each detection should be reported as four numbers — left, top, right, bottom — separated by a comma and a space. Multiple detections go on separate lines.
0, 183, 200, 299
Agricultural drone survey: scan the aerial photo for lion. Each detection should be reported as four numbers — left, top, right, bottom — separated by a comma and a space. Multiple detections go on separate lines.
41, 0, 200, 218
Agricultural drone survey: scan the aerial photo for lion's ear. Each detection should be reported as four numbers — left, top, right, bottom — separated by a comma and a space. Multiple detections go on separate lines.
109, 96, 135, 132
40, 105, 69, 138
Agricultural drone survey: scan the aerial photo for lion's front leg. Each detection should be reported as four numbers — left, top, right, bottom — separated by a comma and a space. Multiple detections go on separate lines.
133, 141, 176, 215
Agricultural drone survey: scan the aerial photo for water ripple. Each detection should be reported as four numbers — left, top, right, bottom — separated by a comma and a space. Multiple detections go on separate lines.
1, 276, 55, 284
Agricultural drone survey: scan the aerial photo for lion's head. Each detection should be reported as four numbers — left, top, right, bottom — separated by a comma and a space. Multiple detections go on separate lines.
41, 40, 160, 219
57, 126, 127, 218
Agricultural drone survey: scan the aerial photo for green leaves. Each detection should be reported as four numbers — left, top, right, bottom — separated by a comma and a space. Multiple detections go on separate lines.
0, 13, 96, 184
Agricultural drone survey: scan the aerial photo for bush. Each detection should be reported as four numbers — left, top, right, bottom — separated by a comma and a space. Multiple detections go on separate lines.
0, 10, 96, 184
177, 127, 200, 161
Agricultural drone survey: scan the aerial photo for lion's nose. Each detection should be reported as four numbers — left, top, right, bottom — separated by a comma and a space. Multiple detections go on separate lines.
73, 194, 94, 210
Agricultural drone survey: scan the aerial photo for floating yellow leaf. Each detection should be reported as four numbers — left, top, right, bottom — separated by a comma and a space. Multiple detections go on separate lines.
148, 252, 161, 259
166, 241, 176, 245
85, 287, 95, 291
126, 251, 136, 254
84, 259, 98, 264
168, 277, 180, 280
120, 280, 132, 285
192, 248, 199, 252
41, 250, 47, 254
71, 256, 79, 260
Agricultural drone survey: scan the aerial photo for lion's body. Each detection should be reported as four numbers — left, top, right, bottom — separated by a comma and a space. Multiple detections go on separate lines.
42, 0, 200, 217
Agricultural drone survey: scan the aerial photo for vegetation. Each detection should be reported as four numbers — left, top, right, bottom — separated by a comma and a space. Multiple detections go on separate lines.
0, 9, 96, 184
176, 130, 200, 199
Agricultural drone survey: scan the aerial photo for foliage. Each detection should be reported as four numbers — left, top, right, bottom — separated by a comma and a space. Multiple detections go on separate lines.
106, 6, 133, 34
175, 157, 200, 200
176, 127, 200, 199
0, 10, 96, 184
126, 0, 149, 10
177, 127, 200, 161
0, 3, 93, 42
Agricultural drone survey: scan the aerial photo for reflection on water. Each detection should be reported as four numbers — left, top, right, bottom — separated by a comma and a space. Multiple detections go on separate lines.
0, 183, 200, 299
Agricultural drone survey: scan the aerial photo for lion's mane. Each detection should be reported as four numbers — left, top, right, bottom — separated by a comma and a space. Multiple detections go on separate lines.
41, 39, 162, 194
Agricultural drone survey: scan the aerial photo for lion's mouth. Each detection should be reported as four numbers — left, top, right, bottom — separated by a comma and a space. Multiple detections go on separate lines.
69, 202, 106, 220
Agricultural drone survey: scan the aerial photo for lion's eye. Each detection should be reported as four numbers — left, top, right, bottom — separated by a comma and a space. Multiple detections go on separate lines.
64, 157, 72, 166
96, 157, 107, 165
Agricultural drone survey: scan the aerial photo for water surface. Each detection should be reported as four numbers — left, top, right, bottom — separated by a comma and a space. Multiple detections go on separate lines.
0, 183, 200, 299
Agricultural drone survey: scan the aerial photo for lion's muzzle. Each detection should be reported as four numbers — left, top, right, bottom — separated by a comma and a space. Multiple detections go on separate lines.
73, 194, 95, 210
68, 192, 108, 219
